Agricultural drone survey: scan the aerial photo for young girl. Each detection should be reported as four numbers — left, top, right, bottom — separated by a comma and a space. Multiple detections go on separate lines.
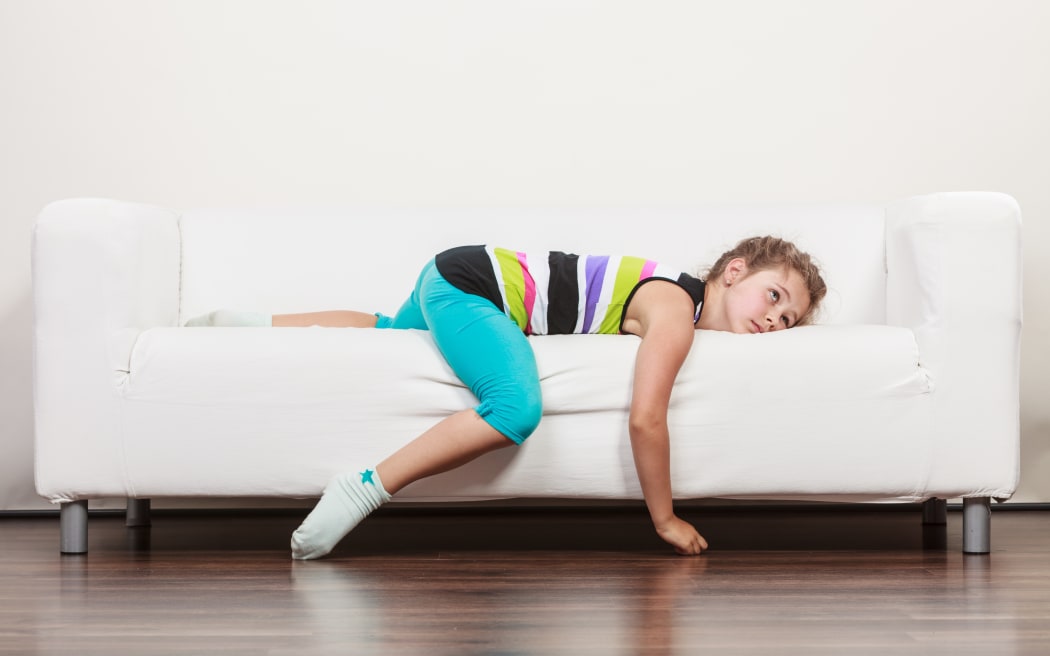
187, 236, 826, 559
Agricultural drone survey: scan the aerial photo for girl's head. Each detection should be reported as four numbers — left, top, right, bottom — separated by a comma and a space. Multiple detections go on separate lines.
701, 236, 826, 333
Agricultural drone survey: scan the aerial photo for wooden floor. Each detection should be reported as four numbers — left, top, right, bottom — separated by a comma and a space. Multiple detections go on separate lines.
1, 505, 1049, 655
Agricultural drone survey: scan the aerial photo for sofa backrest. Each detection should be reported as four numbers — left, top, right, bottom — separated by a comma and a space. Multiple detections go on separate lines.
177, 205, 887, 326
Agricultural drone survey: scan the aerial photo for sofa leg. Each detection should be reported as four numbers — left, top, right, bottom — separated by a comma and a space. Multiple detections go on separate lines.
60, 500, 89, 554
963, 497, 992, 554
126, 498, 152, 527
921, 497, 947, 524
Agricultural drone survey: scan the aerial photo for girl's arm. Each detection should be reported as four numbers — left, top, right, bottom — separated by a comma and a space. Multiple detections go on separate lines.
622, 281, 708, 556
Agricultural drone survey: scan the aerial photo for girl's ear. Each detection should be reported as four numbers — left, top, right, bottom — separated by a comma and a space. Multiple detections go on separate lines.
723, 258, 749, 286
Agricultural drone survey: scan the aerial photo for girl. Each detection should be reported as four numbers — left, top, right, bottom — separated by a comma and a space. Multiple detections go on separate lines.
187, 236, 826, 559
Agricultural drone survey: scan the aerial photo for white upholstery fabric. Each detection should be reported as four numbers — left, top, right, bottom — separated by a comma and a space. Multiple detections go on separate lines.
32, 194, 1022, 505
116, 324, 932, 501
176, 205, 888, 325
886, 193, 1023, 497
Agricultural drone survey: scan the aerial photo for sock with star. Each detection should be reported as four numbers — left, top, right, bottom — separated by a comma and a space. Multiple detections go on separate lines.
183, 310, 272, 327
290, 467, 391, 560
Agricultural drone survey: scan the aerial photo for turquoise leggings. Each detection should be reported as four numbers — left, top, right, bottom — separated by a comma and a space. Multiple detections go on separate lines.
375, 260, 542, 445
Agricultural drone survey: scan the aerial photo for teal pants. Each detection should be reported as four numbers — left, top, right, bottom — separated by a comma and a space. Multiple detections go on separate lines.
376, 260, 542, 445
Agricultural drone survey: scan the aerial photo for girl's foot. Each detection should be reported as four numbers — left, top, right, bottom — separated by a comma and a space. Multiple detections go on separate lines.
290, 468, 391, 560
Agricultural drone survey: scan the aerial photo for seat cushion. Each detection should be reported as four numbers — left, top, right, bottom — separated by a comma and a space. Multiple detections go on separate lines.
117, 324, 933, 502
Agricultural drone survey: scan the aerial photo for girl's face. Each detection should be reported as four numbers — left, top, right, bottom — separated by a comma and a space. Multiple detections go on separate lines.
705, 259, 812, 334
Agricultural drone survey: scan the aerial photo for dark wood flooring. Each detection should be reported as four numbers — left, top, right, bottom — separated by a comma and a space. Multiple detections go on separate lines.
2, 505, 1049, 655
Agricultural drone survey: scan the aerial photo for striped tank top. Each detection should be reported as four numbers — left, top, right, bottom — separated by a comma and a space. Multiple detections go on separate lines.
434, 245, 706, 335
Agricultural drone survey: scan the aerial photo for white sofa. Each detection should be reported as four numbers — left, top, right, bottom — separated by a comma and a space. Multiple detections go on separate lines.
32, 193, 1022, 554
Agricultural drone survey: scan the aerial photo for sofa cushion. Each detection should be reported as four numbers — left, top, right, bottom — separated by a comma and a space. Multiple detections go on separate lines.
176, 205, 889, 327
117, 324, 932, 502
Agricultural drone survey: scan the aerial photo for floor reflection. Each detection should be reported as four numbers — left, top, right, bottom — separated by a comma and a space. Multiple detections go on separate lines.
289, 552, 713, 654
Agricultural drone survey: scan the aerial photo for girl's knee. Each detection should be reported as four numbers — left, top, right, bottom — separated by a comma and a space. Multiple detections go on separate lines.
479, 387, 543, 445
510, 393, 543, 443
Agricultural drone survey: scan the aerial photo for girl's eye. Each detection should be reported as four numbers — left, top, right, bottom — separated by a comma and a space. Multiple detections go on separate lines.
769, 289, 780, 302
782, 316, 791, 327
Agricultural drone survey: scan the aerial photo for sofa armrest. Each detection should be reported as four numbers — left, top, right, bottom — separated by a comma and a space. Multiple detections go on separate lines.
32, 198, 181, 501
885, 192, 1022, 497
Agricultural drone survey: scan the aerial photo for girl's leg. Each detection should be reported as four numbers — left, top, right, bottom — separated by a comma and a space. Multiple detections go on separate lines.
272, 310, 378, 328
185, 309, 378, 328
290, 261, 540, 559
189, 262, 430, 329
376, 408, 511, 494
290, 410, 509, 560
419, 268, 542, 446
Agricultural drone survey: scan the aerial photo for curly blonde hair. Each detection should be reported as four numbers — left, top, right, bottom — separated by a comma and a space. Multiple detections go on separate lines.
705, 236, 827, 326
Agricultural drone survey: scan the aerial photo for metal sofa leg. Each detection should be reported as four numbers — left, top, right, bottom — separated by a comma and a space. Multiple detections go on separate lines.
963, 497, 992, 554
921, 497, 947, 524
60, 500, 89, 554
126, 498, 152, 527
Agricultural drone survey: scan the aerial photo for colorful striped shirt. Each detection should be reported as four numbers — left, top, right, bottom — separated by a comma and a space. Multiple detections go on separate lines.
434, 245, 706, 335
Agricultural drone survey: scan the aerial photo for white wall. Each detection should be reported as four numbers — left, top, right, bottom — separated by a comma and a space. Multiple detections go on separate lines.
3, 0, 1048, 509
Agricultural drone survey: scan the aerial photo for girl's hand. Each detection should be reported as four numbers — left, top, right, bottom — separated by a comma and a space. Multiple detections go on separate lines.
655, 516, 709, 556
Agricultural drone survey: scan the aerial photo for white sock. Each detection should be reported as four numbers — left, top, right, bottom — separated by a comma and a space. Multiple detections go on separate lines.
290, 467, 391, 560
183, 310, 272, 327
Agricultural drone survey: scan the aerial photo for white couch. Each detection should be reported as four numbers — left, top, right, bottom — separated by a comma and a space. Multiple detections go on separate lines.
32, 193, 1022, 554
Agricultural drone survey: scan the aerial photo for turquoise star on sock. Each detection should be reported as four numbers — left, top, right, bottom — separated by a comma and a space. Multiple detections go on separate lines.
360, 469, 376, 485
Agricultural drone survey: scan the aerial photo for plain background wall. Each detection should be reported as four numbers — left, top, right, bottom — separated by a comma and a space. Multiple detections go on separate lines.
2, 1, 1048, 509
